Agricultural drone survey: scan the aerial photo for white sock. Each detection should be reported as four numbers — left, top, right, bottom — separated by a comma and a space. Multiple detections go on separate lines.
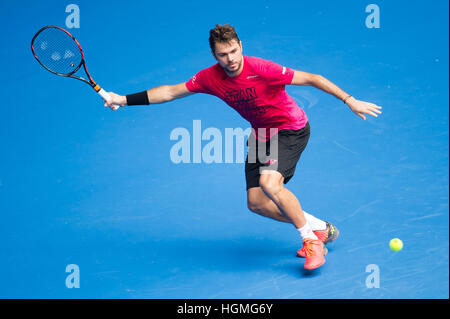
297, 222, 319, 240
303, 210, 327, 231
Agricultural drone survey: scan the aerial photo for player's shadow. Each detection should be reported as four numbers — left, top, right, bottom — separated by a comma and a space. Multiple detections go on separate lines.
148, 236, 321, 278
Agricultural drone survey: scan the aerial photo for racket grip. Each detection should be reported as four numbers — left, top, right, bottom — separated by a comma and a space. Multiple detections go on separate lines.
98, 88, 121, 109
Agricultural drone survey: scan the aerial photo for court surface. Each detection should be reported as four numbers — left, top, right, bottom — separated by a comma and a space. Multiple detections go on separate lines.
0, 0, 448, 298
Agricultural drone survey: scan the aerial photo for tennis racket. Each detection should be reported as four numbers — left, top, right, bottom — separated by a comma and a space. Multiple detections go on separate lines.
31, 25, 119, 109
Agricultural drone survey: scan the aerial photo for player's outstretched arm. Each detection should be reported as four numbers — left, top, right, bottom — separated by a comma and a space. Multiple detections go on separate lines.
291, 70, 382, 120
104, 82, 194, 110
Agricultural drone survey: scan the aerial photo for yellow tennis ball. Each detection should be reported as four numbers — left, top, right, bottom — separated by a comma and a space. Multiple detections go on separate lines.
389, 238, 403, 251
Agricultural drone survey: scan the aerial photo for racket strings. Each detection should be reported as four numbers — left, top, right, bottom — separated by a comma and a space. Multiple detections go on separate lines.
32, 27, 83, 75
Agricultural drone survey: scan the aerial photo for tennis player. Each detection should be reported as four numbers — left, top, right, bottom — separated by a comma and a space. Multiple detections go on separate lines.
104, 24, 382, 270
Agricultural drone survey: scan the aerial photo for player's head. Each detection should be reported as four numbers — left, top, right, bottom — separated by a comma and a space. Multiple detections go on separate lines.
209, 24, 243, 75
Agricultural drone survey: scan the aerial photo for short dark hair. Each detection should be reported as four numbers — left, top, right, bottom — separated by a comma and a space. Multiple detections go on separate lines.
209, 24, 240, 53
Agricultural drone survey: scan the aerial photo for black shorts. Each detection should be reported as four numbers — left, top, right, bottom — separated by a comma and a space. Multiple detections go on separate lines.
245, 122, 310, 190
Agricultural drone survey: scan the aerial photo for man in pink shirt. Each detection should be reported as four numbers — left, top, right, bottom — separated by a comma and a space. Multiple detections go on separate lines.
105, 24, 382, 270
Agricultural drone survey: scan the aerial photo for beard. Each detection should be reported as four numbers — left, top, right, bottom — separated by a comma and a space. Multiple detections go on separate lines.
224, 58, 242, 74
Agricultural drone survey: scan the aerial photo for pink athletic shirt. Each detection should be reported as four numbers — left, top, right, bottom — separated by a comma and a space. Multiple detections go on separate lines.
185, 55, 308, 140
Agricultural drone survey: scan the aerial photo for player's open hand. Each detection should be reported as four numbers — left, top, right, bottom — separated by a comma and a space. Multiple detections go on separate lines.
346, 97, 382, 120
104, 92, 127, 110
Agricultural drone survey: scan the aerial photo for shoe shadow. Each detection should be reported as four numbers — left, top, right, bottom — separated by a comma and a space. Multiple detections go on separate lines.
300, 267, 324, 278
287, 258, 325, 278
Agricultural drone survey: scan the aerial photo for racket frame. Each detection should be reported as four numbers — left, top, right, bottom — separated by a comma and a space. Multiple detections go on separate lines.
31, 25, 118, 106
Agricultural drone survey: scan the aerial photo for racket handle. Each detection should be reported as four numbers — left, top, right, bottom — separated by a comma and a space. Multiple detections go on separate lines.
98, 88, 121, 110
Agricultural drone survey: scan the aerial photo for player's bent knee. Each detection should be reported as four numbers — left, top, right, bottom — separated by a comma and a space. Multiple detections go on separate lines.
247, 191, 265, 212
247, 197, 266, 214
247, 196, 262, 212
247, 201, 269, 216
247, 201, 259, 213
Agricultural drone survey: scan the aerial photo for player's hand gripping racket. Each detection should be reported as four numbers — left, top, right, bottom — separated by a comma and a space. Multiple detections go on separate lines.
31, 25, 120, 110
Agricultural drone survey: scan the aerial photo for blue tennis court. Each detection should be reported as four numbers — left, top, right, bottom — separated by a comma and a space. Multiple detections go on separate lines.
0, 0, 448, 299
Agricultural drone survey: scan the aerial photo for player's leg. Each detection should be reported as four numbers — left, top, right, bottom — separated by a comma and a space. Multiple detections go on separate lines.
245, 124, 337, 267
246, 151, 321, 240
248, 124, 311, 229
247, 186, 291, 223
247, 186, 337, 238
258, 171, 326, 269
246, 152, 304, 225
245, 128, 308, 226
258, 170, 307, 229
255, 172, 339, 258
248, 186, 332, 231
247, 186, 338, 250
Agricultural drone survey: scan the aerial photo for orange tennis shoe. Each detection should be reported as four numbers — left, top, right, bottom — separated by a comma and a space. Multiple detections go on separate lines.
302, 239, 327, 270
297, 222, 339, 258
